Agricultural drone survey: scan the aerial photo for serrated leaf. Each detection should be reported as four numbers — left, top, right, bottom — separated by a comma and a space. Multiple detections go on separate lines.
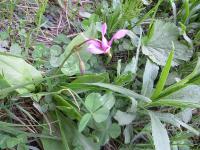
149, 111, 171, 150
142, 20, 192, 66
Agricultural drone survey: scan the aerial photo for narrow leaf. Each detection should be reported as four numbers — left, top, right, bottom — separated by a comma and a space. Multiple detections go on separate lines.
151, 49, 174, 99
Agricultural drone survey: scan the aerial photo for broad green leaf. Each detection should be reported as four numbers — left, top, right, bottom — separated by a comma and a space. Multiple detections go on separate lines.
0, 55, 42, 94
109, 123, 121, 138
100, 92, 115, 110
61, 24, 97, 76
142, 20, 192, 66
0, 75, 10, 90
78, 114, 92, 132
141, 59, 159, 97
86, 83, 151, 102
151, 50, 174, 99
93, 107, 109, 123
85, 93, 102, 112
149, 111, 170, 150
114, 110, 136, 125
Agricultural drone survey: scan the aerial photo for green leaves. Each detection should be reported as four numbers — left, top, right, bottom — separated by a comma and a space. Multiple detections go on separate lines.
142, 20, 193, 66
87, 83, 151, 102
0, 55, 42, 94
114, 110, 136, 125
149, 111, 171, 150
141, 59, 159, 97
79, 93, 115, 132
151, 49, 174, 99
61, 24, 97, 76
0, 133, 27, 149
78, 114, 92, 132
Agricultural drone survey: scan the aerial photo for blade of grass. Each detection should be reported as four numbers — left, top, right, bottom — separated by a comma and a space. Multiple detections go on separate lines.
151, 46, 174, 100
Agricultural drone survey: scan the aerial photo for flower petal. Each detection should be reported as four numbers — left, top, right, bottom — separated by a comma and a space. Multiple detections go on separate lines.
102, 23, 107, 36
109, 29, 129, 45
87, 44, 104, 54
102, 36, 110, 50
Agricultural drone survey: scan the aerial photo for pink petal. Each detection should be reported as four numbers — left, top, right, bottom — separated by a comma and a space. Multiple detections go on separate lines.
87, 44, 104, 54
102, 36, 110, 50
87, 39, 101, 46
86, 40, 104, 54
101, 23, 107, 36
109, 29, 129, 45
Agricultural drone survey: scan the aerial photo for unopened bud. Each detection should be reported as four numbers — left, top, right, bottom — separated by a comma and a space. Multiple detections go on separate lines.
79, 60, 85, 74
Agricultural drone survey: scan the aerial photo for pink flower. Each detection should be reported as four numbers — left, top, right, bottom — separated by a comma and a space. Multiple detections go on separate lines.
86, 23, 129, 54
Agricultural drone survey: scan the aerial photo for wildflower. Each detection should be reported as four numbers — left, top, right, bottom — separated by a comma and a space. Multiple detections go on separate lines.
87, 23, 128, 54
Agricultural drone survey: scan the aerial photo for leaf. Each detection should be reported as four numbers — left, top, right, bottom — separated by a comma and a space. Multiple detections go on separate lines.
61, 24, 97, 76
150, 99, 200, 108
177, 108, 192, 123
100, 92, 115, 110
93, 107, 109, 123
10, 43, 22, 56
123, 125, 133, 144
141, 59, 159, 97
151, 50, 174, 99
114, 72, 133, 86
114, 110, 136, 125
0, 55, 42, 94
57, 112, 99, 149
163, 85, 200, 102
72, 73, 110, 83
109, 123, 121, 138
142, 20, 192, 66
86, 83, 151, 102
50, 45, 62, 67
158, 57, 200, 98
151, 112, 199, 137
149, 111, 171, 150
123, 57, 137, 74
78, 114, 91, 132
85, 93, 102, 112
56, 111, 70, 150
53, 95, 81, 120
